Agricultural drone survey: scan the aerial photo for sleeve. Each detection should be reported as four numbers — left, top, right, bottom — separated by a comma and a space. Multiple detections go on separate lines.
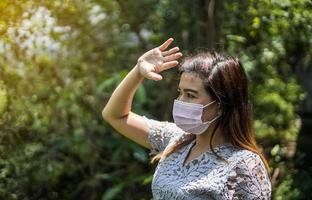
226, 153, 272, 200
143, 116, 186, 156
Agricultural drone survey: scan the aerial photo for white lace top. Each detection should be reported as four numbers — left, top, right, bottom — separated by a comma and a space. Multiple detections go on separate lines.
144, 116, 272, 200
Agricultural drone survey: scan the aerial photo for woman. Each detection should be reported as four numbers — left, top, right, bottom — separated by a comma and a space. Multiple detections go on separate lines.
102, 38, 271, 199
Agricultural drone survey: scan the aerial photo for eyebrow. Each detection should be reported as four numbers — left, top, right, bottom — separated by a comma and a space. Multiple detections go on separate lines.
178, 88, 198, 94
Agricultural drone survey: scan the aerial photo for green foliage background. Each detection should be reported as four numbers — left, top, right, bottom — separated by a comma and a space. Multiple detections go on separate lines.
0, 0, 311, 199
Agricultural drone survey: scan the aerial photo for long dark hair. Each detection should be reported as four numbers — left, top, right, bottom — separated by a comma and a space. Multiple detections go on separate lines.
151, 51, 270, 173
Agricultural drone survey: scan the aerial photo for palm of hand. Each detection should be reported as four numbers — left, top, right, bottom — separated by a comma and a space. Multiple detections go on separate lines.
138, 48, 163, 73
137, 38, 182, 81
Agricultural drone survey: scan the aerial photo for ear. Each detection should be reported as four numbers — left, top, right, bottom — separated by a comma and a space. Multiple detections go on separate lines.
217, 102, 222, 116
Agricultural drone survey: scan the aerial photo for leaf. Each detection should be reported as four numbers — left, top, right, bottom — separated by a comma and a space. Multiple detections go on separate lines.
102, 184, 124, 200
0, 84, 8, 114
135, 85, 147, 104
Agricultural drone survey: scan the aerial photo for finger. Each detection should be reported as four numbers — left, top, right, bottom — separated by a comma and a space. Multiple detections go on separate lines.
158, 38, 174, 51
164, 52, 183, 62
146, 72, 163, 81
158, 61, 179, 72
162, 47, 180, 57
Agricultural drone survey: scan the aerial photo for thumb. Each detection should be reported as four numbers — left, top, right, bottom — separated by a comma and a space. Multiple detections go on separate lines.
146, 72, 163, 81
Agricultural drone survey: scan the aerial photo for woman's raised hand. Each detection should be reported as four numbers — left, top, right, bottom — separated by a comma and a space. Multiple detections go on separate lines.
137, 38, 182, 81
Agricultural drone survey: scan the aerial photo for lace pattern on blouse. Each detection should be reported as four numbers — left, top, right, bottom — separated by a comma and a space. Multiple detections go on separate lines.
143, 116, 272, 200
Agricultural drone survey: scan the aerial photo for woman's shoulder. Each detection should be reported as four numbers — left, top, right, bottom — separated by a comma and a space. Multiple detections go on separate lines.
225, 146, 272, 197
226, 146, 269, 177
143, 116, 189, 136
224, 146, 267, 172
144, 116, 179, 129
143, 116, 191, 154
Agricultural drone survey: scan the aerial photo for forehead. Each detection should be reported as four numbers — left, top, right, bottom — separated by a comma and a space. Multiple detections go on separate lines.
179, 72, 205, 90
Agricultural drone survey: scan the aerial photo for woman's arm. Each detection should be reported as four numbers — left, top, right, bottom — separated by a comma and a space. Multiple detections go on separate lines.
102, 38, 182, 148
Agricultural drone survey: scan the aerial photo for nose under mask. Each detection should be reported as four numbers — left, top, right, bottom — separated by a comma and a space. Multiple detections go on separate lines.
172, 99, 220, 135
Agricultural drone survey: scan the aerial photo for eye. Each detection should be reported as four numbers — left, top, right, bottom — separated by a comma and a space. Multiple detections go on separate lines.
187, 93, 195, 98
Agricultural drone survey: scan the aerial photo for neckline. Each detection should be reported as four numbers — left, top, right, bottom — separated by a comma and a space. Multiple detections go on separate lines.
182, 140, 233, 167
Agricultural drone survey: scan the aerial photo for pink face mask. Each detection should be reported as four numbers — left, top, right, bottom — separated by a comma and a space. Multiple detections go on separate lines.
172, 99, 220, 135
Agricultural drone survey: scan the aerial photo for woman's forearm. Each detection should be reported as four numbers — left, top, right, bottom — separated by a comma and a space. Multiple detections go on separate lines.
101, 38, 181, 147
102, 64, 143, 121
102, 38, 180, 122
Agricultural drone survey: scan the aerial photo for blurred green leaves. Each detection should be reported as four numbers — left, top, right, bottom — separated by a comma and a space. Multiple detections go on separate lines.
0, 82, 8, 114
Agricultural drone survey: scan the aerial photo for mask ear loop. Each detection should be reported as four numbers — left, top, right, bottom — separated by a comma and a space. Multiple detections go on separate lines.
205, 78, 222, 102
202, 99, 221, 124
203, 114, 220, 124
207, 83, 223, 116
203, 100, 217, 108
